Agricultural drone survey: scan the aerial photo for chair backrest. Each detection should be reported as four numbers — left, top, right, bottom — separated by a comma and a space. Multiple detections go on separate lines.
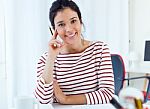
111, 54, 126, 95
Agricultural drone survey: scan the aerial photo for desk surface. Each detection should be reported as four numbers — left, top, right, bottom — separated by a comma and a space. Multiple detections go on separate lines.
10, 103, 150, 109
52, 103, 115, 109
52, 103, 150, 109
127, 67, 150, 74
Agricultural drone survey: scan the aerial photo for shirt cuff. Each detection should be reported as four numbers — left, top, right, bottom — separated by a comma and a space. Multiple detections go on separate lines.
40, 76, 53, 87
85, 93, 91, 105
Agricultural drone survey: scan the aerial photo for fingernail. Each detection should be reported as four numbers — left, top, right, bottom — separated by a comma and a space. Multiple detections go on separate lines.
53, 44, 57, 47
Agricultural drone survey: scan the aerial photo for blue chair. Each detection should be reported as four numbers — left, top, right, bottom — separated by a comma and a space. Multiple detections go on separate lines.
111, 54, 126, 96
111, 54, 150, 102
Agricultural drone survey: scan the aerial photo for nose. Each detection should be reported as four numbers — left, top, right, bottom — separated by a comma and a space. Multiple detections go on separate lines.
65, 24, 73, 33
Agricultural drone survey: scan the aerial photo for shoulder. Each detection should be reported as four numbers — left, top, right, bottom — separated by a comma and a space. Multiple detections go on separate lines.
37, 52, 48, 64
91, 41, 109, 48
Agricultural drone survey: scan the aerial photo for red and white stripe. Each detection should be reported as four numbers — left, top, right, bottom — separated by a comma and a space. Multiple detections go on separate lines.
34, 41, 114, 104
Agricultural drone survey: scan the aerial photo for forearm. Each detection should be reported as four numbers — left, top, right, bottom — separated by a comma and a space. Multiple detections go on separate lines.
35, 82, 53, 104
42, 52, 56, 84
53, 80, 87, 105
35, 52, 55, 104
63, 94, 87, 105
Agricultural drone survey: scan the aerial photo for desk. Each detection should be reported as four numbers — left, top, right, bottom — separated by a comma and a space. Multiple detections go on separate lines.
52, 103, 115, 109
126, 67, 150, 88
52, 103, 150, 109
9, 103, 150, 109
127, 67, 150, 74
126, 67, 150, 102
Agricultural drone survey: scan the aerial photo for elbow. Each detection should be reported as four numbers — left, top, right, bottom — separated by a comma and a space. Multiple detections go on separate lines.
34, 89, 53, 104
106, 88, 115, 103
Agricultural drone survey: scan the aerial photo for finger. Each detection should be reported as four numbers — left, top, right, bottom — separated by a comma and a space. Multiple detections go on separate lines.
56, 40, 64, 47
53, 80, 59, 91
53, 43, 57, 48
52, 29, 58, 40
49, 42, 57, 48
49, 40, 63, 48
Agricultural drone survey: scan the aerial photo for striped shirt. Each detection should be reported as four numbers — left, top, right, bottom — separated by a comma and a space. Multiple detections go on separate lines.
34, 41, 114, 105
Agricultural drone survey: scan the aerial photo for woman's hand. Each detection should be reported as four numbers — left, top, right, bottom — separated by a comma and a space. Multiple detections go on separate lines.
48, 30, 63, 58
53, 80, 67, 104
41, 30, 63, 84
53, 80, 87, 104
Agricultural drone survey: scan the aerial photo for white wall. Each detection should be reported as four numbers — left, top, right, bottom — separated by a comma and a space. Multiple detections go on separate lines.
128, 0, 150, 90
3, 0, 129, 109
4, 0, 49, 108
129, 0, 150, 68
0, 0, 8, 108
73, 0, 129, 68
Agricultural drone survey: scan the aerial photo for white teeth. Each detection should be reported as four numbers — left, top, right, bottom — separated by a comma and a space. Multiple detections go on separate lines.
67, 33, 76, 37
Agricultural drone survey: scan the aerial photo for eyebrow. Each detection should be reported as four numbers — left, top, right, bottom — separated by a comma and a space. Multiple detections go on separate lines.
56, 21, 64, 25
70, 17, 78, 20
56, 17, 78, 24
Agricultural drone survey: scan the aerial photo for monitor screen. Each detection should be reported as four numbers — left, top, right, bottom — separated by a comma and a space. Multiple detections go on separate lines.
144, 40, 150, 61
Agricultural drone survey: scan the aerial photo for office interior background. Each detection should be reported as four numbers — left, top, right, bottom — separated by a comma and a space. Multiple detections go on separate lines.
0, 0, 150, 109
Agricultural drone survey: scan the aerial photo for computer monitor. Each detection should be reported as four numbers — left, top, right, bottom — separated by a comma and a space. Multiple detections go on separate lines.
144, 40, 150, 61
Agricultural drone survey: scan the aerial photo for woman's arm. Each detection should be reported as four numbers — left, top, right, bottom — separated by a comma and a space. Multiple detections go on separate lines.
53, 80, 87, 104
34, 52, 54, 104
34, 30, 64, 104
84, 43, 115, 104
53, 42, 114, 105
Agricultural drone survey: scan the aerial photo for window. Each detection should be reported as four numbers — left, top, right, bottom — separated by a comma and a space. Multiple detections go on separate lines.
0, 0, 6, 79
0, 0, 8, 109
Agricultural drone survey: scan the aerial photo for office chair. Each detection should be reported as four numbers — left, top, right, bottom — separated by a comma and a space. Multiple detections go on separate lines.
111, 54, 126, 96
111, 54, 150, 102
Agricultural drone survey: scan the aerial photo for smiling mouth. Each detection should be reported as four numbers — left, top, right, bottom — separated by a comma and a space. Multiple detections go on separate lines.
66, 32, 77, 38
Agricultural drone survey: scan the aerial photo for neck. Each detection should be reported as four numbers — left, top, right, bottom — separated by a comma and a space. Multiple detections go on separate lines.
62, 39, 89, 54
67, 39, 84, 53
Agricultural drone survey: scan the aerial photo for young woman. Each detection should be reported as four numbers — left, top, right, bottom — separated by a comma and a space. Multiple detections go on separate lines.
34, 0, 114, 105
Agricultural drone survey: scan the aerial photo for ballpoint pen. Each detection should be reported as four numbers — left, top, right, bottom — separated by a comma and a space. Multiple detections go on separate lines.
49, 26, 57, 48
49, 26, 53, 35
110, 97, 124, 109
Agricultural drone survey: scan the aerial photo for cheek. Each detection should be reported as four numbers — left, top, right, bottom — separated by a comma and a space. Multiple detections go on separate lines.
57, 31, 65, 40
57, 29, 64, 36
76, 24, 82, 32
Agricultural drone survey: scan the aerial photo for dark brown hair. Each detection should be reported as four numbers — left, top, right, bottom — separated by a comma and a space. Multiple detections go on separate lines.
49, 0, 82, 29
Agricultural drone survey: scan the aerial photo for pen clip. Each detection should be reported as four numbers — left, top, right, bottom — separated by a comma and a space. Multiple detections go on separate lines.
49, 26, 53, 35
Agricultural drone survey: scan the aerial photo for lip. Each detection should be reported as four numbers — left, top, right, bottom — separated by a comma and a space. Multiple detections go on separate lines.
66, 32, 77, 38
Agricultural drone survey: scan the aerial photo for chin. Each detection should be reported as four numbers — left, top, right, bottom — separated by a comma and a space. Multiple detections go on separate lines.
65, 42, 75, 45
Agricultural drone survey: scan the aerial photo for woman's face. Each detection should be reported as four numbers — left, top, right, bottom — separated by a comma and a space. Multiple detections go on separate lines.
54, 8, 82, 45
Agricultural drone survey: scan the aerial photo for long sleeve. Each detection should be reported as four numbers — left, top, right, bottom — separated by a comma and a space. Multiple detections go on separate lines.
34, 52, 54, 104
85, 42, 114, 104
34, 41, 114, 105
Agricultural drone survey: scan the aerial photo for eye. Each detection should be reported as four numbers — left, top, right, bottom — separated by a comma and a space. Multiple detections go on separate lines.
58, 23, 65, 27
71, 19, 77, 24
